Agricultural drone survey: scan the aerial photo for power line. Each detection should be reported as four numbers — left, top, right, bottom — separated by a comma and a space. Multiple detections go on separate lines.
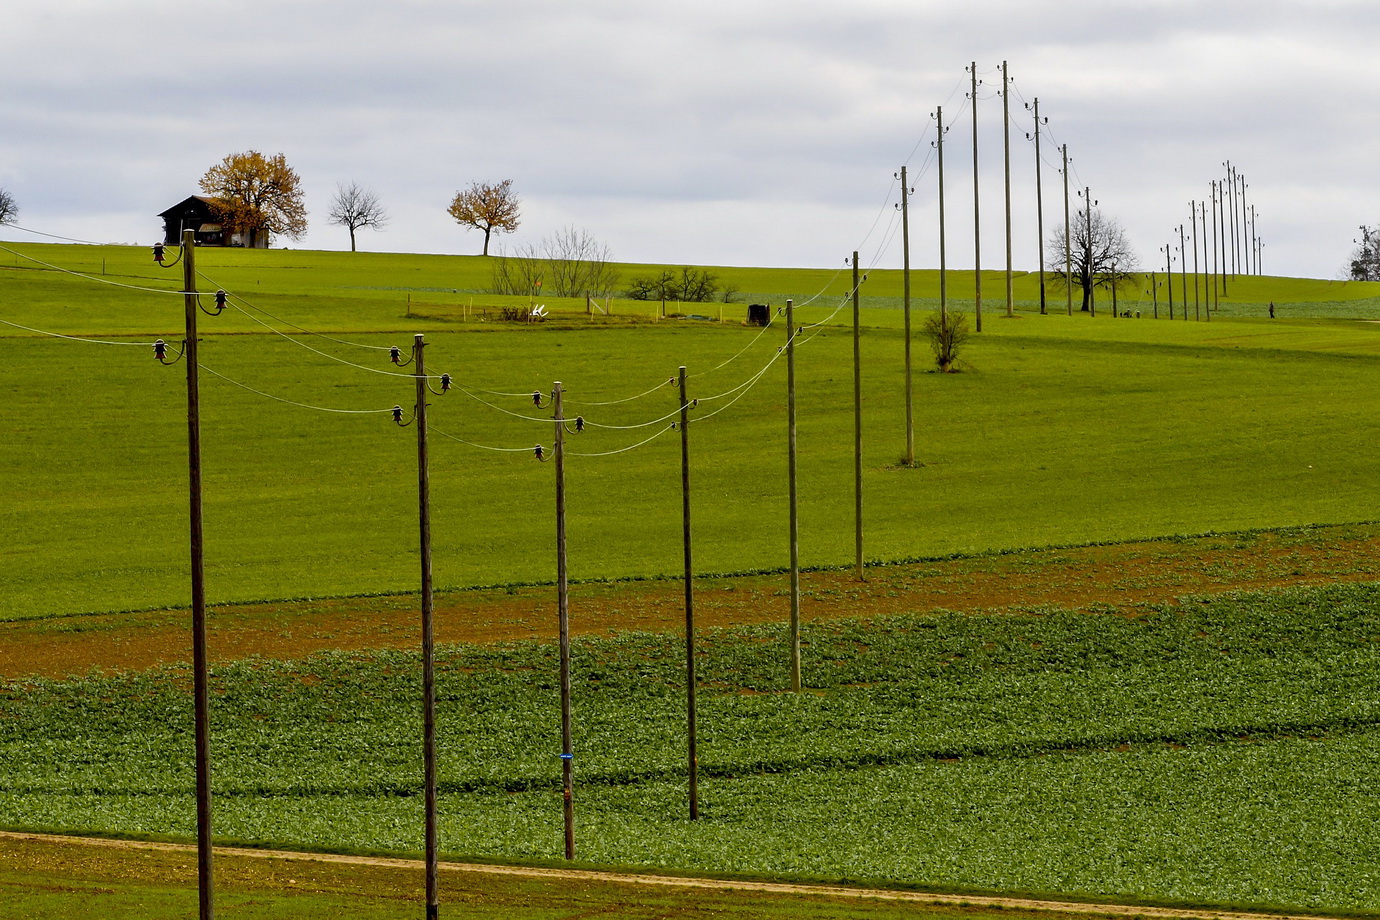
199, 364, 399, 415
0, 243, 190, 295
0, 317, 161, 346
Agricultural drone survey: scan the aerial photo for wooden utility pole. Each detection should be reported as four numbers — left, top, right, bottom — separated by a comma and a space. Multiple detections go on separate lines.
1190, 204, 1201, 321
1178, 225, 1189, 321
899, 166, 913, 467
411, 333, 439, 920
1031, 98, 1047, 314
1083, 188, 1094, 317
1249, 205, 1258, 275
852, 252, 863, 582
970, 62, 982, 332
937, 108, 948, 323
1225, 162, 1240, 278
1061, 145, 1072, 316
554, 381, 575, 859
1163, 244, 1175, 320
182, 230, 214, 920
785, 300, 801, 692
1002, 60, 1013, 319
1151, 271, 1159, 319
677, 366, 698, 820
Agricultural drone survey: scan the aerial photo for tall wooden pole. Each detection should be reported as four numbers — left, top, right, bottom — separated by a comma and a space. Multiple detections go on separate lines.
1061, 145, 1072, 316
678, 366, 698, 820
1164, 245, 1175, 320
1002, 60, 1014, 319
1191, 204, 1201, 321
899, 167, 913, 466
937, 108, 948, 323
412, 334, 439, 919
1032, 97, 1047, 314
1151, 271, 1159, 319
970, 62, 982, 332
852, 252, 863, 582
182, 230, 214, 920
1083, 188, 1094, 317
786, 301, 801, 692
1178, 225, 1189, 322
1226, 162, 1240, 278
554, 381, 575, 858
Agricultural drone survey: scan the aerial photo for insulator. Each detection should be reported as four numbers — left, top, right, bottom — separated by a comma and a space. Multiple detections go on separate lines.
152, 243, 164, 263
389, 346, 401, 364
215, 290, 227, 310
574, 416, 584, 432
153, 339, 166, 360
532, 390, 542, 406
534, 444, 545, 460
392, 405, 403, 422
440, 374, 451, 392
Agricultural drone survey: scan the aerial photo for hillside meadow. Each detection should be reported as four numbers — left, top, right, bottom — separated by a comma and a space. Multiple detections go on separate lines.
5, 241, 1380, 915
4, 242, 1380, 619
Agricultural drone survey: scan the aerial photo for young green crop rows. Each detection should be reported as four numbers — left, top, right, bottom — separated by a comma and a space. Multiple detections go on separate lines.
3, 582, 1378, 910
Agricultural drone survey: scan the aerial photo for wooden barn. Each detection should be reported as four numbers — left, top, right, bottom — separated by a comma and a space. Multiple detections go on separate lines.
158, 196, 269, 248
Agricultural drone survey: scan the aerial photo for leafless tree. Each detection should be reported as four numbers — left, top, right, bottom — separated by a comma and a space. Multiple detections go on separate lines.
448, 179, 520, 256
0, 187, 17, 225
1348, 225, 1380, 281
327, 182, 387, 252
490, 226, 619, 299
1046, 210, 1138, 312
923, 310, 970, 372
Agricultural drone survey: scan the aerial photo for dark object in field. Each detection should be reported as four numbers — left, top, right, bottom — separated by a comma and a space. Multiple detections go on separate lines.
747, 303, 770, 326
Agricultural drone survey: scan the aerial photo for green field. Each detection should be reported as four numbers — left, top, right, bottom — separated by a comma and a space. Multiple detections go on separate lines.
5, 241, 1380, 914
5, 243, 1380, 619
3, 584, 1379, 910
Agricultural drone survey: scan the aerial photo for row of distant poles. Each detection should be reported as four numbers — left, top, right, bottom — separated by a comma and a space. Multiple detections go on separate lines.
891, 62, 1264, 461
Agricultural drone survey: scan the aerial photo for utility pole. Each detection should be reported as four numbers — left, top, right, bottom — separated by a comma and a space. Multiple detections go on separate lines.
898, 166, 914, 467
411, 333, 439, 920
1083, 188, 1095, 316
1249, 205, 1258, 275
1225, 162, 1240, 278
937, 108, 948, 323
1062, 145, 1072, 316
1151, 271, 1159, 319
1002, 60, 1014, 319
677, 366, 698, 820
852, 253, 863, 582
1178, 226, 1189, 321
1163, 244, 1175, 320
1190, 204, 1201, 322
181, 230, 215, 920
785, 301, 800, 692
970, 61, 982, 332
1211, 181, 1221, 303
1029, 97, 1047, 314
554, 381, 575, 860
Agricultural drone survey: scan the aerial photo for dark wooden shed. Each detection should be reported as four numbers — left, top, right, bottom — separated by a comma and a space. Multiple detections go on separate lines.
158, 197, 270, 248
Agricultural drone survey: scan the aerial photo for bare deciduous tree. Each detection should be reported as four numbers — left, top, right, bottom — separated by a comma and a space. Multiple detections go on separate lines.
327, 182, 387, 252
448, 179, 520, 256
489, 226, 619, 299
1348, 225, 1380, 281
199, 150, 307, 246
1046, 210, 1137, 312
0, 187, 17, 225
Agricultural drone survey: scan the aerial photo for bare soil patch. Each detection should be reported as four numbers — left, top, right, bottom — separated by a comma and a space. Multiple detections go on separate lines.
4, 524, 1379, 680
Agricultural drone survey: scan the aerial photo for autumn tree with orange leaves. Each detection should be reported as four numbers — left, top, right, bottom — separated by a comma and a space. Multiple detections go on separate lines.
199, 150, 307, 247
447, 179, 520, 256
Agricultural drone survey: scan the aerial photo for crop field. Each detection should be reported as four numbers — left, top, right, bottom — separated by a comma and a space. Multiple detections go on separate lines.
4, 242, 1380, 916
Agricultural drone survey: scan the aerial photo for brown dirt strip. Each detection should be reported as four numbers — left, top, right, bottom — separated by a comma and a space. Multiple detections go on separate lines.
0, 831, 1349, 920
5, 524, 1380, 680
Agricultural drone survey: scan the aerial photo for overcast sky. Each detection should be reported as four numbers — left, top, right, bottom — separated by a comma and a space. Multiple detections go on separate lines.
2, 1, 1375, 280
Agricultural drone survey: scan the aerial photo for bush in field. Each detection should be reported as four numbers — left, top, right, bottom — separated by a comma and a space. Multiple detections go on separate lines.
923, 310, 969, 372
626, 267, 721, 303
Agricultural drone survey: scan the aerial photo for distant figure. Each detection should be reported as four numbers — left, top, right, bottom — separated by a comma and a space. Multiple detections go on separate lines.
1269, 301, 1275, 318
